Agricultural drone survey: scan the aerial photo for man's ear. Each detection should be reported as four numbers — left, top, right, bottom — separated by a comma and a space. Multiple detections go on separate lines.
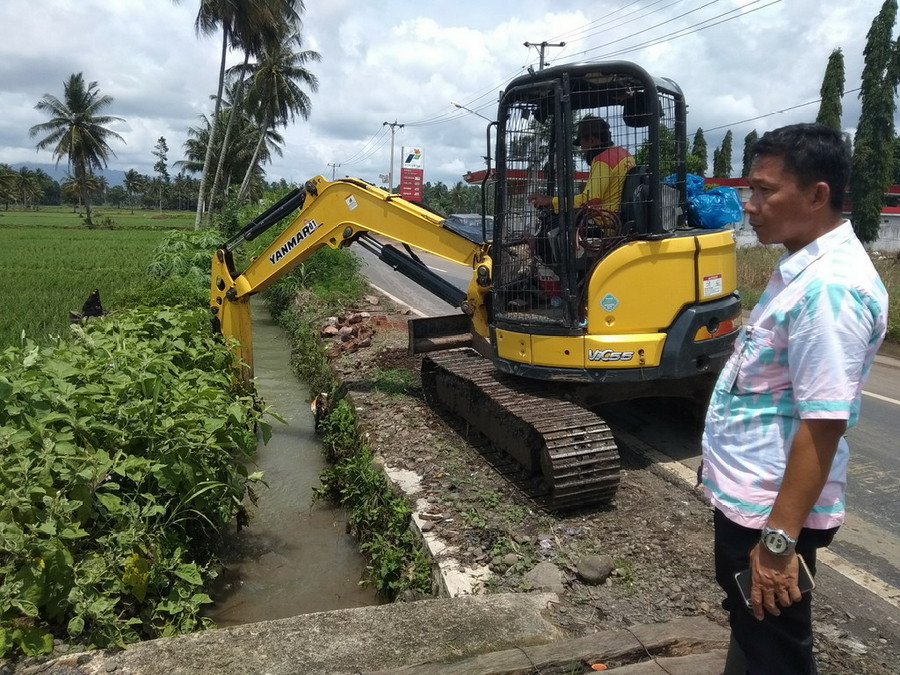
809, 181, 831, 211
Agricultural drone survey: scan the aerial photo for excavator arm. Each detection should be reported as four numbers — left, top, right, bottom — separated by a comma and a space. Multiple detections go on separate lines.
210, 176, 493, 375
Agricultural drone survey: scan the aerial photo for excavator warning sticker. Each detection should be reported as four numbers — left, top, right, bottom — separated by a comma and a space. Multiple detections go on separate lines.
702, 274, 723, 298
600, 294, 619, 312
268, 219, 321, 264
345, 195, 358, 210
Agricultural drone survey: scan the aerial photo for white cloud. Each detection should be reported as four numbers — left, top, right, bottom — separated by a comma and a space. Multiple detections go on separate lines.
0, 0, 895, 187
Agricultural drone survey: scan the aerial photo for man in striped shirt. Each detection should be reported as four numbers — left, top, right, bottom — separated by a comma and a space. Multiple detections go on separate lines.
701, 123, 888, 674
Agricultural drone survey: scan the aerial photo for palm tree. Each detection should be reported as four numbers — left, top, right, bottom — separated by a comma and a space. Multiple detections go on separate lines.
234, 26, 319, 201
177, 109, 283, 202
173, 0, 303, 228
0, 164, 18, 207
62, 173, 102, 214
29, 73, 124, 227
12, 168, 44, 209
123, 169, 146, 214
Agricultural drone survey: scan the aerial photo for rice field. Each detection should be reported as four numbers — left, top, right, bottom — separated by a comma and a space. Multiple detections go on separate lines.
0, 205, 194, 230
0, 211, 184, 347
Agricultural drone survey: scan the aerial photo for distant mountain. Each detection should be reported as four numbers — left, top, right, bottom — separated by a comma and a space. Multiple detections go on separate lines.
10, 162, 126, 187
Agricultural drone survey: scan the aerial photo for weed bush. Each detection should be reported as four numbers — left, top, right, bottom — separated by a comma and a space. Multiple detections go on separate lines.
315, 405, 433, 597
0, 308, 268, 657
737, 246, 899, 343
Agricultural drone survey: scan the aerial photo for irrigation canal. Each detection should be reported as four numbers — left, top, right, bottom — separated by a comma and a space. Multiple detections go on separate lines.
204, 303, 379, 627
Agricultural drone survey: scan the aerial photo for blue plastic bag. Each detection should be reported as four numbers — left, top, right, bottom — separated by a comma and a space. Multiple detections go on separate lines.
663, 173, 705, 199
688, 186, 743, 229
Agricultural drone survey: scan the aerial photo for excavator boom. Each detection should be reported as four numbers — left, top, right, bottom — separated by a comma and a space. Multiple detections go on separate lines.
210, 176, 493, 374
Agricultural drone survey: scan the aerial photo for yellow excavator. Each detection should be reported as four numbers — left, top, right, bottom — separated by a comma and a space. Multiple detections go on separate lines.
210, 61, 741, 510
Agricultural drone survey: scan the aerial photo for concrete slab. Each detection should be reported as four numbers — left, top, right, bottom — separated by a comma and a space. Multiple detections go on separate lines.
27, 593, 564, 675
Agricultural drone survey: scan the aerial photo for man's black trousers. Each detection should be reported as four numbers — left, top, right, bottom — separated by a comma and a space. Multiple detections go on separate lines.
713, 509, 838, 675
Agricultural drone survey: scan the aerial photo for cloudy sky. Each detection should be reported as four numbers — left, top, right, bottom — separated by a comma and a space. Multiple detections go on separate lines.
0, 0, 891, 188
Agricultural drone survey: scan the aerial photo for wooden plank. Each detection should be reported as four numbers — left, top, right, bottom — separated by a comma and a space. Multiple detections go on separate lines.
597, 649, 728, 674
370, 616, 729, 675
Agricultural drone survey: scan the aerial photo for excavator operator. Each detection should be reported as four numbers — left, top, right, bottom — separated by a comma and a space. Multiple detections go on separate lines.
527, 115, 636, 262
528, 115, 635, 214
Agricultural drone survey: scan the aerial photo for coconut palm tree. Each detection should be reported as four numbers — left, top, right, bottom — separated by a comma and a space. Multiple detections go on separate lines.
123, 169, 146, 214
172, 0, 303, 228
234, 26, 319, 201
29, 73, 124, 226
12, 168, 45, 210
0, 164, 18, 207
207, 2, 308, 224
177, 109, 283, 201
62, 173, 102, 214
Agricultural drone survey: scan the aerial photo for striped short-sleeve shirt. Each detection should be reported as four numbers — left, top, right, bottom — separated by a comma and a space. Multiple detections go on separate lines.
701, 221, 888, 530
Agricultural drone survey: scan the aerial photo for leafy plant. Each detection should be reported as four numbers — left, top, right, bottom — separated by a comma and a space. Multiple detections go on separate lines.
145, 228, 223, 287
614, 558, 637, 593
0, 307, 267, 657
462, 507, 488, 529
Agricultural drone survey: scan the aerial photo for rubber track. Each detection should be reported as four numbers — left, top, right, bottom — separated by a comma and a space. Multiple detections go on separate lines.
421, 349, 620, 510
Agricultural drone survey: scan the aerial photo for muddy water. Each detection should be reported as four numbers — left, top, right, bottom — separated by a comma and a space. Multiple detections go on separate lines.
205, 304, 379, 627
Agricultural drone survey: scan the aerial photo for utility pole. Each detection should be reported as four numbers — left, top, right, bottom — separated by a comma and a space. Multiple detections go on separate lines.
383, 120, 404, 191
327, 163, 341, 180
523, 40, 566, 70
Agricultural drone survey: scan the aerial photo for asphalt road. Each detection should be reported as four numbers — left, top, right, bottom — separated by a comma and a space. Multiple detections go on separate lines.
353, 246, 900, 604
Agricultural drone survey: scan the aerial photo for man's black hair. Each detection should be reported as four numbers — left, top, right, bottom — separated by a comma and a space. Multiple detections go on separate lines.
751, 123, 850, 211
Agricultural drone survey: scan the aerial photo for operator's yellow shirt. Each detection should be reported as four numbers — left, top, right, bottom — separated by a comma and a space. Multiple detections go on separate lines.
551, 146, 635, 214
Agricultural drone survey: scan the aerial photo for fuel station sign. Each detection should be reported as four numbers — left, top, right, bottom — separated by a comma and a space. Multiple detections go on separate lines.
400, 147, 424, 202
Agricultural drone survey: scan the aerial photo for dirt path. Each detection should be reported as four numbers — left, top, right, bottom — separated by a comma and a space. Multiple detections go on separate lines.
326, 298, 900, 674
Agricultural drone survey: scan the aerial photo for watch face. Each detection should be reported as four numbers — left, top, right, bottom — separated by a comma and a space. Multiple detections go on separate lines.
763, 531, 788, 554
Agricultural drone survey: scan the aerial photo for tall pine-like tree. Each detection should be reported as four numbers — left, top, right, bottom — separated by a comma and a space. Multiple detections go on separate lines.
741, 130, 759, 177
816, 49, 845, 131
713, 130, 733, 178
850, 0, 900, 243
691, 128, 708, 176
152, 136, 170, 212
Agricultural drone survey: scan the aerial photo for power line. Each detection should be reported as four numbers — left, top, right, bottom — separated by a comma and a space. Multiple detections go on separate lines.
546, 0, 690, 55
337, 126, 390, 166
703, 87, 862, 133
570, 0, 775, 61
410, 0, 778, 127
333, 0, 824, 174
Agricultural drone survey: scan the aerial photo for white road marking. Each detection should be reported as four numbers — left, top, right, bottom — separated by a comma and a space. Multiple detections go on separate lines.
862, 390, 900, 406
367, 283, 428, 317
819, 548, 900, 610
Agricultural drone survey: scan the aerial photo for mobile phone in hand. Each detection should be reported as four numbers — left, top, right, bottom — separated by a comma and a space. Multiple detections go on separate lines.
734, 554, 815, 608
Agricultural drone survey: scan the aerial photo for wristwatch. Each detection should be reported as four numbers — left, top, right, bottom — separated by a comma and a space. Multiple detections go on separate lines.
760, 526, 797, 556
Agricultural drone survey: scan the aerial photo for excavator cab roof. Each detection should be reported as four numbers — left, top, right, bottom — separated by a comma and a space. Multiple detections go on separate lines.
502, 60, 683, 127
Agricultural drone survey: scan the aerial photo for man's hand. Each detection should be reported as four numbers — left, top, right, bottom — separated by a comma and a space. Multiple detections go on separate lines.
748, 544, 802, 620
528, 194, 552, 208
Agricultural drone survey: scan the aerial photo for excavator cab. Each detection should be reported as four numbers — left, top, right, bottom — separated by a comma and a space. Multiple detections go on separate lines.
492, 61, 684, 327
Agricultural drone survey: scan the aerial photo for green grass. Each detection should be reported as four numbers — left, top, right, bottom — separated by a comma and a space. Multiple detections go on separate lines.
0, 224, 175, 347
0, 205, 194, 230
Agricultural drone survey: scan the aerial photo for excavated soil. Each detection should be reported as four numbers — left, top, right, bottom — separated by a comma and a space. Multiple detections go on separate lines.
324, 296, 899, 674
